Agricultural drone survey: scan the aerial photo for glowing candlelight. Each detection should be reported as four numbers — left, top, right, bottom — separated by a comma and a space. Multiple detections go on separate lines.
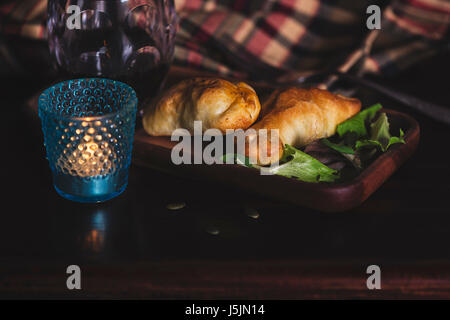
57, 128, 116, 178
39, 78, 137, 202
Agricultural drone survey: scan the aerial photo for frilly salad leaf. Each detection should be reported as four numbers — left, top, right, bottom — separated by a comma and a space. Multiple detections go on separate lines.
265, 144, 339, 183
321, 138, 361, 169
321, 104, 405, 168
223, 145, 338, 183
336, 103, 382, 138
355, 113, 405, 152
321, 138, 355, 155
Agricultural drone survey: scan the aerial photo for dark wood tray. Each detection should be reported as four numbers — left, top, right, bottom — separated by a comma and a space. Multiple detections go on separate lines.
133, 108, 420, 212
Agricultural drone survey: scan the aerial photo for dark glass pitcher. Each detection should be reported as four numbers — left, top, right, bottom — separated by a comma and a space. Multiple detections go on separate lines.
47, 0, 177, 103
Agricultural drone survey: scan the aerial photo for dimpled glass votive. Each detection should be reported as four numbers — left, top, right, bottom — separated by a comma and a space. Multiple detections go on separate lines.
38, 78, 137, 203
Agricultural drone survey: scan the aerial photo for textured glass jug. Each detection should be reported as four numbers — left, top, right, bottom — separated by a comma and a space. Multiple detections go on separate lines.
47, 0, 177, 102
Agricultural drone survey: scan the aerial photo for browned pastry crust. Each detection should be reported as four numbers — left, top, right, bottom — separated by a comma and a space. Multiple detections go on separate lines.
143, 78, 261, 135
246, 87, 362, 165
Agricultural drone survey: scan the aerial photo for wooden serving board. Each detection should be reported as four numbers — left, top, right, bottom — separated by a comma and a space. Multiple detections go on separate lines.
133, 108, 420, 212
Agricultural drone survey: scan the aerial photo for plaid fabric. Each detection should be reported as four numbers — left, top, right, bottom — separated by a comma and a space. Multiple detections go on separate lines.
0, 0, 448, 79
0, 1, 46, 38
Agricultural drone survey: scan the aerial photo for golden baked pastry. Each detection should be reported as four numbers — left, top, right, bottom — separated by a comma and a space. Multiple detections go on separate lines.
143, 78, 261, 135
246, 87, 361, 165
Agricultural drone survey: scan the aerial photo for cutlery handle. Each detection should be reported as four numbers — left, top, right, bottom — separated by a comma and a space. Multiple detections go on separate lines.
340, 73, 450, 125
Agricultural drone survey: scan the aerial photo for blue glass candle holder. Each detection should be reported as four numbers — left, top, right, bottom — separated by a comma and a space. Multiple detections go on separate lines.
38, 78, 137, 203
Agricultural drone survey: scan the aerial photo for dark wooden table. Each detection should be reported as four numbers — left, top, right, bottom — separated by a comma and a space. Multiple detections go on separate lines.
1, 53, 449, 299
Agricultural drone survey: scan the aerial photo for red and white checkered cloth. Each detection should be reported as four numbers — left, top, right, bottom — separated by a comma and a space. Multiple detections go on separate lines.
0, 0, 448, 79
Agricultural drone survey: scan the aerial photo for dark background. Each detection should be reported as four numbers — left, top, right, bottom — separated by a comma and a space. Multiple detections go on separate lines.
0, 48, 449, 298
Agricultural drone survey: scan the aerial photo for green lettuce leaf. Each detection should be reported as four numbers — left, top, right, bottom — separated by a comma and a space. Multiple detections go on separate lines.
321, 138, 355, 154
355, 113, 405, 152
266, 144, 339, 183
336, 103, 382, 138
321, 138, 362, 169
386, 129, 405, 149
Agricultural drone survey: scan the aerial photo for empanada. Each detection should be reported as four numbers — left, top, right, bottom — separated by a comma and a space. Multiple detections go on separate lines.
246, 88, 361, 165
143, 78, 261, 135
